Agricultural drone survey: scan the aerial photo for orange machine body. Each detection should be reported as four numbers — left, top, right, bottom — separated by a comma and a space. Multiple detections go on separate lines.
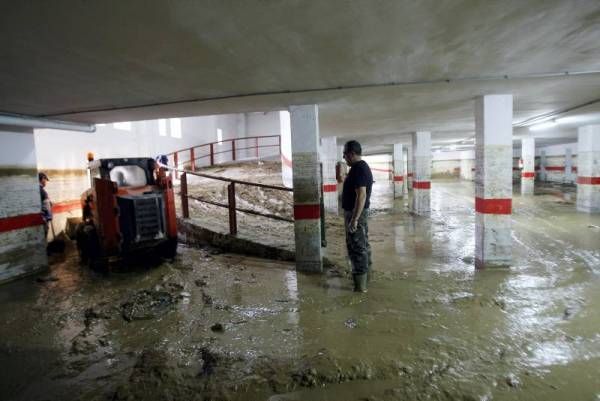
78, 157, 177, 262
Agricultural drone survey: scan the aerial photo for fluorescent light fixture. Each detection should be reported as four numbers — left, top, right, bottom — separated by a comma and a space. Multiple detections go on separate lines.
529, 120, 557, 131
449, 145, 457, 151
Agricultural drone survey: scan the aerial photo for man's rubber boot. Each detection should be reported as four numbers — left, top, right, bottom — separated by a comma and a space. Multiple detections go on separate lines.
353, 273, 368, 293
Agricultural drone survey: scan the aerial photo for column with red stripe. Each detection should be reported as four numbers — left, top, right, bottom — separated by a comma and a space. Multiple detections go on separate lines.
320, 136, 338, 213
521, 137, 535, 195
576, 125, 600, 213
474, 94, 513, 268
411, 132, 431, 215
393, 143, 405, 198
290, 105, 323, 272
406, 144, 413, 191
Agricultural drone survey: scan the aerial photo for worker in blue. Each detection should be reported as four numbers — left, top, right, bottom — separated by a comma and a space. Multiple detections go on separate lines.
341, 140, 373, 293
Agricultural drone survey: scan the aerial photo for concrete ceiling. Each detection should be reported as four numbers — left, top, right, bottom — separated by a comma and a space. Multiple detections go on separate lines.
2, 0, 600, 151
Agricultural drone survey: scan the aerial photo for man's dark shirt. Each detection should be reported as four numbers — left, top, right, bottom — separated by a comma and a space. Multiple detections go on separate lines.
342, 160, 373, 211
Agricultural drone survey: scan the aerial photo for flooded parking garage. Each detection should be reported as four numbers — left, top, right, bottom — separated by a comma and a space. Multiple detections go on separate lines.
1, 176, 598, 401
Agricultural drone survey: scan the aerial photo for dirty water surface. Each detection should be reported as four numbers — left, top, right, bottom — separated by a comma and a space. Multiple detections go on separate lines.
0, 175, 599, 401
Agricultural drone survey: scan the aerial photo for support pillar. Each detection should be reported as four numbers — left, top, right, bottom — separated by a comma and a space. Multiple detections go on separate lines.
320, 136, 338, 213
406, 145, 413, 190
290, 105, 323, 272
0, 126, 48, 283
565, 147, 573, 184
576, 125, 600, 213
540, 150, 547, 182
403, 148, 409, 195
475, 95, 513, 268
521, 137, 535, 195
411, 132, 431, 215
393, 143, 405, 198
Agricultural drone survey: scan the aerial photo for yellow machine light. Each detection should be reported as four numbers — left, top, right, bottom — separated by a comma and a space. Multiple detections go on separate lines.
87, 152, 94, 162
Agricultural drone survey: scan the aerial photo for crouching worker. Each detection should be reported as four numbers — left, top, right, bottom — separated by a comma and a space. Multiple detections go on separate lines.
341, 140, 373, 292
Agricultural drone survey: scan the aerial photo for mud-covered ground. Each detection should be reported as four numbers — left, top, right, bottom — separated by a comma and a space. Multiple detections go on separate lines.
1, 162, 599, 401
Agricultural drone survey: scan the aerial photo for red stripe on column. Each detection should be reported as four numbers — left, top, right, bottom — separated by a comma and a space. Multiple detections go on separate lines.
413, 181, 431, 189
512, 167, 520, 171
522, 172, 535, 178
407, 173, 414, 177
577, 176, 600, 185
545, 166, 565, 171
573, 166, 578, 173
52, 200, 81, 214
323, 184, 337, 192
0, 213, 44, 233
393, 176, 404, 182
293, 204, 321, 220
475, 197, 512, 214
371, 167, 392, 173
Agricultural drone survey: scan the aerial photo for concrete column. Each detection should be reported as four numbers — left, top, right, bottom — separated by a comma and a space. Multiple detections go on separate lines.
403, 148, 409, 195
540, 150, 547, 182
406, 145, 413, 190
459, 150, 475, 181
393, 143, 405, 198
521, 137, 535, 195
290, 105, 323, 272
411, 132, 431, 215
0, 126, 48, 283
565, 147, 573, 183
320, 136, 338, 213
475, 95, 513, 268
576, 125, 600, 213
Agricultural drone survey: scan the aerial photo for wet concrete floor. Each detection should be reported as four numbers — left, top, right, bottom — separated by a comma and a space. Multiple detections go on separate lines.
0, 179, 599, 401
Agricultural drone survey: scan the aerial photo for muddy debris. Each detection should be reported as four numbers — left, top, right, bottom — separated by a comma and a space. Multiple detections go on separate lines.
505, 373, 521, 388
344, 318, 358, 329
121, 290, 177, 321
201, 290, 213, 305
210, 323, 225, 333
195, 279, 208, 287
36, 275, 59, 283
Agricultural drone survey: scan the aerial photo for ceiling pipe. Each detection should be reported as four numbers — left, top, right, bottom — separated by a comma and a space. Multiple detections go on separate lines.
42, 70, 600, 118
0, 112, 95, 132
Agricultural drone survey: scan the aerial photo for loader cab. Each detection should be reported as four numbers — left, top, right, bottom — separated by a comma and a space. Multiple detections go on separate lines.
88, 158, 158, 189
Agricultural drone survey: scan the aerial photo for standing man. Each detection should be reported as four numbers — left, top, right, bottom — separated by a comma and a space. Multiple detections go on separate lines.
341, 140, 373, 293
39, 172, 52, 238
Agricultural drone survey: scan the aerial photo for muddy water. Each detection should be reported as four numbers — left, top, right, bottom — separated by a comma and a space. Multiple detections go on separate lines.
1, 179, 599, 401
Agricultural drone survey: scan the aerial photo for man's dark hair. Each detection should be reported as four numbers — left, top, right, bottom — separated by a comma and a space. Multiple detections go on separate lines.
344, 140, 362, 156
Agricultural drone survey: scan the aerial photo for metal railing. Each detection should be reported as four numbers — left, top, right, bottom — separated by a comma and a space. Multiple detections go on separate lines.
167, 135, 281, 178
178, 169, 293, 235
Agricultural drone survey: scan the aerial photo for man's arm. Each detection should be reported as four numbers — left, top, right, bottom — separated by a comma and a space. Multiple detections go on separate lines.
349, 186, 367, 233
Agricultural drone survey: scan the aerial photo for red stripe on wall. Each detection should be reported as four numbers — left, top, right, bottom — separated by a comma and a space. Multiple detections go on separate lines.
475, 197, 512, 214
413, 181, 431, 189
407, 173, 414, 177
323, 184, 337, 192
577, 176, 600, 185
52, 200, 81, 214
371, 167, 392, 173
522, 172, 535, 178
293, 204, 321, 220
572, 166, 578, 173
545, 166, 565, 171
0, 213, 44, 233
393, 176, 404, 182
